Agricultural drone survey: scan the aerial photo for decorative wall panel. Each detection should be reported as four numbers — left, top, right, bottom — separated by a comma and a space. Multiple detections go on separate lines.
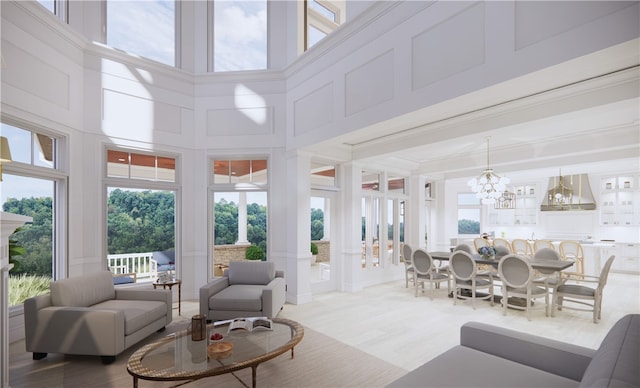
515, 1, 634, 50
102, 89, 182, 136
2, 41, 70, 108
345, 50, 395, 117
293, 82, 334, 135
206, 106, 273, 136
411, 2, 485, 90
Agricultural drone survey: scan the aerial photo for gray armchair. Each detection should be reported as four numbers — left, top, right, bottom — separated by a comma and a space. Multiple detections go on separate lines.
199, 261, 286, 321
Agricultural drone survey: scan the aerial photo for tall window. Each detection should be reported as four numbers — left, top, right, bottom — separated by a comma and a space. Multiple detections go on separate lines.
1, 123, 66, 307
305, 0, 345, 50
105, 148, 178, 281
458, 193, 481, 235
107, 0, 176, 66
210, 159, 268, 277
213, 0, 267, 71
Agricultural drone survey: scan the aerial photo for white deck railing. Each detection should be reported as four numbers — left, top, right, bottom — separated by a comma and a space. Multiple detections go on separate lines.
107, 252, 158, 282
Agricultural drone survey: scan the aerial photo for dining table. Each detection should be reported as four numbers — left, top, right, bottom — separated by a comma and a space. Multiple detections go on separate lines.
428, 251, 575, 272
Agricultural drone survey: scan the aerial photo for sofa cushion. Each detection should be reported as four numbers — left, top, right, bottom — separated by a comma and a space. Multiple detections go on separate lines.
50, 271, 115, 307
387, 345, 579, 388
579, 314, 640, 388
209, 285, 264, 312
93, 300, 168, 336
228, 261, 275, 285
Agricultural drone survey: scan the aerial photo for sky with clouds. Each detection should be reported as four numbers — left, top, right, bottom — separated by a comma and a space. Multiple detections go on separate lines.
106, 0, 267, 70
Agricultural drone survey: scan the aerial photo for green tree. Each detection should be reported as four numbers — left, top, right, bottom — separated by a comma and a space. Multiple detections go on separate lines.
310, 208, 324, 240
458, 219, 480, 235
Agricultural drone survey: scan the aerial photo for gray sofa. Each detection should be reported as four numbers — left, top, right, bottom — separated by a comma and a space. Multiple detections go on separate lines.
24, 271, 172, 364
388, 314, 639, 387
199, 261, 285, 321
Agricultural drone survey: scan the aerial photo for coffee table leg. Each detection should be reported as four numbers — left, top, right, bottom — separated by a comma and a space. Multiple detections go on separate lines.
132, 376, 138, 388
252, 366, 257, 388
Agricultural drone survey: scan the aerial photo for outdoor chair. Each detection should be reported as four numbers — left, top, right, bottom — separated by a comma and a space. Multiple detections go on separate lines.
498, 254, 549, 321
449, 250, 494, 309
411, 248, 450, 300
552, 255, 615, 323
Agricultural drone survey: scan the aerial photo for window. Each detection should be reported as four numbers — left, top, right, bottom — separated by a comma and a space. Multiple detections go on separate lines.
212, 0, 267, 71
310, 162, 337, 188
107, 149, 176, 182
1, 122, 66, 307
305, 0, 345, 50
458, 193, 481, 235
362, 170, 379, 191
105, 148, 179, 282
210, 159, 268, 277
107, 0, 176, 66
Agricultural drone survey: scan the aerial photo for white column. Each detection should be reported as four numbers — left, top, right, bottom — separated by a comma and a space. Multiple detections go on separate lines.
340, 163, 364, 293
1, 212, 32, 388
236, 192, 249, 245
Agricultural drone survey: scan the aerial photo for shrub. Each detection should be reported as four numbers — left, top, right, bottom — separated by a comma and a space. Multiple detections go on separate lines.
310, 242, 319, 255
245, 245, 265, 261
9, 274, 51, 306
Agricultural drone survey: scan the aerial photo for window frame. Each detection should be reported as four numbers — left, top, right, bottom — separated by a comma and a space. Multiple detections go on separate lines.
1, 120, 68, 313
103, 146, 181, 277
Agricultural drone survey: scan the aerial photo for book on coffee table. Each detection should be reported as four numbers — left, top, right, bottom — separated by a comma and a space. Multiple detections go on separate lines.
225, 317, 273, 333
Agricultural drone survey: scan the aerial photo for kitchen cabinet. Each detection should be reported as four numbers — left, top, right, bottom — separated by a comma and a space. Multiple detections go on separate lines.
599, 242, 640, 275
488, 184, 537, 226
600, 175, 639, 226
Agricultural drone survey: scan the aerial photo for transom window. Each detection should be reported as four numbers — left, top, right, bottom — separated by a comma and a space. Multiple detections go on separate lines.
305, 0, 345, 50
107, 149, 176, 182
213, 159, 268, 184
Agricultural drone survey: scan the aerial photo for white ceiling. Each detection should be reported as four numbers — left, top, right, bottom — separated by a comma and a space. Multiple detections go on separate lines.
304, 40, 640, 182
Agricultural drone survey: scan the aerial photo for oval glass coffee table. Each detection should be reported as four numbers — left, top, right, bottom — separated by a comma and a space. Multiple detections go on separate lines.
127, 318, 304, 388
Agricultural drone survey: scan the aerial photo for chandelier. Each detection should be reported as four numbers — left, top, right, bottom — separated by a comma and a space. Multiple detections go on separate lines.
467, 137, 510, 204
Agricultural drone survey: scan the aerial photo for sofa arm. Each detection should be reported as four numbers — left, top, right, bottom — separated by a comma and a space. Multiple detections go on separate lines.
25, 306, 126, 356
115, 288, 173, 325
261, 277, 286, 318
199, 277, 230, 317
460, 322, 595, 381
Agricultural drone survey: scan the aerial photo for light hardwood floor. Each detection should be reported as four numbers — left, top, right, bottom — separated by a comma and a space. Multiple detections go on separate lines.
9, 271, 640, 384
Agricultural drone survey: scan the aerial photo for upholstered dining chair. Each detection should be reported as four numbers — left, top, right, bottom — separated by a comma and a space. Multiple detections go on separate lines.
534, 240, 555, 252
532, 248, 562, 294
402, 243, 414, 288
492, 238, 512, 253
498, 254, 549, 321
511, 239, 533, 256
552, 255, 615, 323
449, 251, 494, 309
411, 248, 450, 299
559, 240, 585, 278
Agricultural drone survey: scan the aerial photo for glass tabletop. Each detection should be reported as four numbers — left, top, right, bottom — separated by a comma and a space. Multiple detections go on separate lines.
127, 318, 303, 382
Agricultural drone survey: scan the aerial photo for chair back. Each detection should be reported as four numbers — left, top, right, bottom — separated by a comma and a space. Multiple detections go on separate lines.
533, 247, 560, 261
411, 249, 435, 275
402, 243, 413, 264
511, 239, 533, 256
534, 240, 555, 251
559, 241, 584, 260
499, 254, 534, 289
533, 247, 560, 274
493, 238, 512, 252
449, 251, 476, 281
454, 243, 473, 254
598, 255, 616, 290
